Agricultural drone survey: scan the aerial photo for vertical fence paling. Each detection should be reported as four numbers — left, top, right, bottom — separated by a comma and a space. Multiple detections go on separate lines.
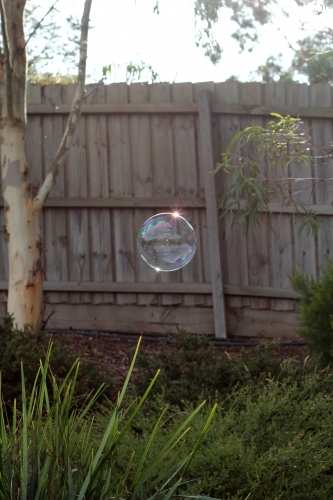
198, 90, 227, 338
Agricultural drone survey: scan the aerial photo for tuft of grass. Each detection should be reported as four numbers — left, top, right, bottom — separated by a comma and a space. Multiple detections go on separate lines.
0, 338, 217, 499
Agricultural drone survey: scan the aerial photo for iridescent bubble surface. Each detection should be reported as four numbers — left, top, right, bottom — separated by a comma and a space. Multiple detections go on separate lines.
137, 213, 197, 271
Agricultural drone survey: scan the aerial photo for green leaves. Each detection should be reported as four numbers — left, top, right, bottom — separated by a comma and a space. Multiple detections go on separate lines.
216, 113, 322, 236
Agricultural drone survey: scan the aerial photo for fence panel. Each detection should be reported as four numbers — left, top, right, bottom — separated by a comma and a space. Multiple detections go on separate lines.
1, 82, 333, 337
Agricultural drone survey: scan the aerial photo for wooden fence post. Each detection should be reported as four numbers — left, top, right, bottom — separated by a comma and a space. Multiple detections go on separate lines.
198, 90, 227, 338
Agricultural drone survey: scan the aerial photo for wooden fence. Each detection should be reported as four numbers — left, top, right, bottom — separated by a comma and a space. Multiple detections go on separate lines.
1, 81, 333, 338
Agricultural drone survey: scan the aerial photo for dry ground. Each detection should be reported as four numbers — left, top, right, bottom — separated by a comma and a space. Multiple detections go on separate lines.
49, 332, 308, 388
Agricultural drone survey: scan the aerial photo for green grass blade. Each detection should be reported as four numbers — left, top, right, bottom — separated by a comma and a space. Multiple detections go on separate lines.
130, 427, 192, 496
77, 338, 143, 500
115, 369, 160, 443
20, 362, 28, 500
182, 403, 217, 477
161, 477, 183, 500
132, 406, 169, 486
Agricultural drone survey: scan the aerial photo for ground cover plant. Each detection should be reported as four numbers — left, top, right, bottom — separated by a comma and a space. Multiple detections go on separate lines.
0, 339, 217, 499
108, 372, 333, 499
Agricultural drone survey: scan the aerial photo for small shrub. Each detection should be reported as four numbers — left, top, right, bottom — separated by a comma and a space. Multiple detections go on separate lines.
291, 259, 333, 366
0, 314, 115, 404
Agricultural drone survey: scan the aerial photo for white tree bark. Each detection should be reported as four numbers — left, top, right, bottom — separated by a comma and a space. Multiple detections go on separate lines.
1, 124, 43, 327
0, 0, 92, 329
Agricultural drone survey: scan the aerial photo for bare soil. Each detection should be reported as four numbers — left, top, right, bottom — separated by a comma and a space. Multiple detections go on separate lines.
49, 332, 308, 389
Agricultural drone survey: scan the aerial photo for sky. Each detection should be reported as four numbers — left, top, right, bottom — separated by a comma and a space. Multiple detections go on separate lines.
37, 0, 331, 84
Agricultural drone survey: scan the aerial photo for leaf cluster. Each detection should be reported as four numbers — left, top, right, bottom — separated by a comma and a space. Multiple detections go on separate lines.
194, 0, 275, 64
215, 113, 323, 236
253, 29, 333, 84
24, 2, 81, 81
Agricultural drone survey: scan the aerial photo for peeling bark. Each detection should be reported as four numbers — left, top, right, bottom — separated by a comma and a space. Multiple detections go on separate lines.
2, 124, 43, 327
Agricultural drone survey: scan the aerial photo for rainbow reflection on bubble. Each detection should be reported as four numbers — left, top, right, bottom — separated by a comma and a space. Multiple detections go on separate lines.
137, 213, 197, 271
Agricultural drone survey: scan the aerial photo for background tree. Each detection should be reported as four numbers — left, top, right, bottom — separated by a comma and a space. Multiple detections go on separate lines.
193, 0, 333, 65
252, 31, 333, 84
25, 1, 80, 79
0, 0, 92, 329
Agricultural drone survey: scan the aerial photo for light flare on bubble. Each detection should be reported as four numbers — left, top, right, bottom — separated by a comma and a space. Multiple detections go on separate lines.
137, 212, 196, 272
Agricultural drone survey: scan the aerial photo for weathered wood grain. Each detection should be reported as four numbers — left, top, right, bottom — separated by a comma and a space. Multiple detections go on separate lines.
42, 85, 69, 304
240, 83, 271, 310
228, 307, 299, 339
85, 84, 114, 305
194, 82, 216, 308
2, 82, 333, 339
172, 82, 204, 306
198, 89, 227, 338
129, 83, 157, 305
287, 85, 317, 278
150, 83, 182, 305
44, 304, 215, 335
62, 84, 91, 305
311, 84, 333, 275
106, 83, 136, 305
263, 83, 294, 311
215, 81, 250, 309
41, 303, 298, 339
0, 197, 206, 208
26, 101, 333, 119
0, 280, 301, 299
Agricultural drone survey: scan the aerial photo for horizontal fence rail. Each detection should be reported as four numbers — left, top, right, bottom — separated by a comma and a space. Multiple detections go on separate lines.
27, 102, 333, 119
0, 281, 300, 298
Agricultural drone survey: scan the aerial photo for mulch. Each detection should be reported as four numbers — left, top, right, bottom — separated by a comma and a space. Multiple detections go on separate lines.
48, 332, 309, 388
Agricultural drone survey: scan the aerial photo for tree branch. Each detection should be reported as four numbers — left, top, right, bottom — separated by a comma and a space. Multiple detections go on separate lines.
33, 0, 92, 211
0, 0, 13, 120
25, 0, 60, 47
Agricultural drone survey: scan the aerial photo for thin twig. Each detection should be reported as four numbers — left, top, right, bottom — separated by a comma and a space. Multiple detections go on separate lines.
83, 78, 104, 99
33, 0, 92, 211
25, 0, 60, 47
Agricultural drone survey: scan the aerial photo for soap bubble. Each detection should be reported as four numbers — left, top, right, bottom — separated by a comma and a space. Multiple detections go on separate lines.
137, 212, 197, 271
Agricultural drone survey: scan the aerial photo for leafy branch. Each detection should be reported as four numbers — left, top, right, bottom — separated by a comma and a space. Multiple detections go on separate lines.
216, 113, 327, 237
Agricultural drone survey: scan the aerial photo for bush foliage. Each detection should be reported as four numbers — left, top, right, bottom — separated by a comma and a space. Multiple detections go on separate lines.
110, 372, 333, 499
0, 315, 115, 404
291, 259, 333, 366
133, 329, 316, 406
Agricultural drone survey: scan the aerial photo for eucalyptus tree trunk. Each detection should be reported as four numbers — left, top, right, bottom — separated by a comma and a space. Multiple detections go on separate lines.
0, 0, 92, 329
